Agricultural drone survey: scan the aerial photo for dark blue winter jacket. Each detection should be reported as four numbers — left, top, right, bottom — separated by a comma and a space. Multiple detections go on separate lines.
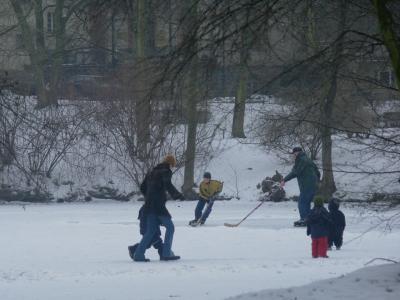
306, 206, 332, 238
140, 163, 183, 217
328, 201, 346, 235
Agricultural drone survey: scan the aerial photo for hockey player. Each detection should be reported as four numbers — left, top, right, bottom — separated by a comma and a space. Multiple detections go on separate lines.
189, 172, 223, 226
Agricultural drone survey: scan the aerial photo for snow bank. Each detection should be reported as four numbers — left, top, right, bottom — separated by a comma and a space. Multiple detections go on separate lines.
227, 263, 400, 300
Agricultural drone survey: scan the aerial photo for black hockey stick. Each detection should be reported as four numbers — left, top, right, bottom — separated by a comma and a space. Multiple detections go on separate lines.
223, 187, 283, 227
224, 200, 266, 227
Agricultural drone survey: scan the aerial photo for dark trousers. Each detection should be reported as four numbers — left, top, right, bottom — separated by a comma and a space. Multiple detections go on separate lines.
312, 237, 328, 258
298, 189, 316, 220
195, 198, 214, 221
328, 231, 343, 249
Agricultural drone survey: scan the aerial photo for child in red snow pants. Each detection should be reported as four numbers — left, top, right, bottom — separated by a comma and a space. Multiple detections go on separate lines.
307, 196, 331, 258
312, 237, 328, 258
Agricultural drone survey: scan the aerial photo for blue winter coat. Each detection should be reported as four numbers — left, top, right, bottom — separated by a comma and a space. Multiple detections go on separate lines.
140, 163, 183, 217
328, 201, 346, 236
306, 206, 332, 238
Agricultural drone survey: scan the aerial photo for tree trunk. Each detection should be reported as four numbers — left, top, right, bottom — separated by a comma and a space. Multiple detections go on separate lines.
135, 0, 152, 159
320, 79, 337, 199
372, 0, 400, 88
182, 86, 198, 197
136, 0, 146, 58
88, 1, 108, 65
10, 0, 63, 108
231, 63, 248, 138
182, 0, 199, 197
33, 0, 52, 107
48, 0, 66, 106
126, 0, 134, 56
33, 0, 50, 107
231, 30, 249, 138
319, 0, 347, 199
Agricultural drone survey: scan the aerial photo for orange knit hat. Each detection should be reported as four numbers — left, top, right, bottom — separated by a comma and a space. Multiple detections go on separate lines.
163, 154, 176, 167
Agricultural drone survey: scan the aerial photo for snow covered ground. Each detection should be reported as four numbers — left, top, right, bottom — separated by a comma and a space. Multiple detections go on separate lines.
227, 263, 400, 300
1, 200, 399, 300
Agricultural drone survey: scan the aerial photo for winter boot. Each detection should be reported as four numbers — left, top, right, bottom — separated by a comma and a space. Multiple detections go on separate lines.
189, 219, 199, 226
293, 219, 307, 227
160, 255, 181, 261
133, 256, 150, 262
128, 244, 138, 260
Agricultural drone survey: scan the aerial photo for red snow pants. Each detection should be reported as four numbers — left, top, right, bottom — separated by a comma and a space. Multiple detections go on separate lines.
311, 237, 328, 258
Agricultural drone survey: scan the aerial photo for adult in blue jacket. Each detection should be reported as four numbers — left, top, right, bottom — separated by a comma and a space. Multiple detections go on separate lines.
281, 147, 320, 226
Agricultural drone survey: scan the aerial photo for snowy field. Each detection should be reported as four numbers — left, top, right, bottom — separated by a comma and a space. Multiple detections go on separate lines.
1, 200, 399, 300
228, 263, 400, 300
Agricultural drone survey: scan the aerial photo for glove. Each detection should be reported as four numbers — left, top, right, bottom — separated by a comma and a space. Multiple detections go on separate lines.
212, 191, 221, 200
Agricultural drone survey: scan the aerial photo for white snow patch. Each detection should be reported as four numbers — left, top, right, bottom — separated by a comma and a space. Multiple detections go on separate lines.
227, 263, 400, 300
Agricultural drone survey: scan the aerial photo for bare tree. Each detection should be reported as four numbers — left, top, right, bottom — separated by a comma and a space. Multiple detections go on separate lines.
8, 0, 95, 108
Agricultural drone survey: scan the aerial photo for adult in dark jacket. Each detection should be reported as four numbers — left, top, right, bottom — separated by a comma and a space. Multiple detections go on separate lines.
328, 198, 346, 250
306, 196, 332, 258
133, 155, 184, 262
281, 147, 320, 226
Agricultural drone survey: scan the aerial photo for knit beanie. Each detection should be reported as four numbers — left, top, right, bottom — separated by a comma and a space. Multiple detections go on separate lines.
291, 147, 303, 154
203, 172, 211, 179
313, 195, 325, 207
163, 154, 176, 168
328, 198, 340, 210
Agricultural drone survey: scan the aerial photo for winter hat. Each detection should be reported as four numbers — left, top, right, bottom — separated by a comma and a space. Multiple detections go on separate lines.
313, 195, 325, 207
291, 147, 303, 154
163, 154, 176, 167
328, 198, 340, 210
203, 172, 211, 179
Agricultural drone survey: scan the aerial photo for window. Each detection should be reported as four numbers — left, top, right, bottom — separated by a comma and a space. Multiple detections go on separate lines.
15, 33, 24, 49
64, 53, 77, 64
377, 69, 395, 88
47, 12, 54, 33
